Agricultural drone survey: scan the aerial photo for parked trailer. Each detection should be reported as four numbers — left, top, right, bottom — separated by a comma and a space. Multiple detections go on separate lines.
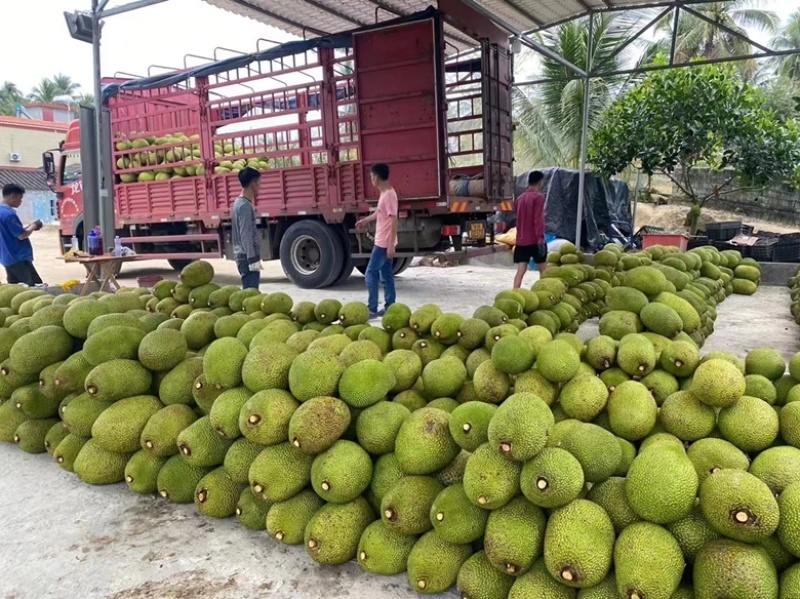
44, 6, 514, 288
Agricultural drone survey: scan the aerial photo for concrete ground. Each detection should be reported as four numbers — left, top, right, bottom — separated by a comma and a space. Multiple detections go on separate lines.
0, 230, 799, 599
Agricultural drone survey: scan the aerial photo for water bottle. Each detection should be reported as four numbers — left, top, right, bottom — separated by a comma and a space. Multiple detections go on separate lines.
87, 229, 101, 256
113, 236, 122, 257
70, 234, 79, 251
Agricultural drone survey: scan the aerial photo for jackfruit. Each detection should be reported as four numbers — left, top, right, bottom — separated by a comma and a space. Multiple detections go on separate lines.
84, 359, 152, 402
686, 437, 750, 484
311, 440, 372, 503
208, 386, 252, 439
458, 318, 491, 350
653, 292, 702, 334
744, 374, 778, 404
746, 347, 786, 381
393, 389, 427, 412
357, 520, 417, 575
558, 423, 621, 484
86, 313, 147, 337
430, 313, 464, 344
288, 349, 344, 402
338, 359, 396, 408
356, 401, 410, 455
457, 551, 515, 599
43, 421, 68, 455
693, 539, 778, 599
463, 443, 522, 510
235, 318, 269, 347
53, 434, 87, 472
521, 447, 584, 509
313, 299, 342, 325
484, 496, 546, 576
395, 407, 460, 475
691, 358, 746, 408
9, 325, 73, 375
338, 340, 382, 367
606, 286, 649, 314
410, 304, 443, 333
13, 418, 58, 453
248, 442, 313, 502
586, 477, 640, 534
92, 395, 163, 453
718, 395, 779, 452
288, 395, 351, 455
660, 390, 716, 441
63, 300, 111, 339
420, 356, 466, 398
472, 360, 511, 404
614, 522, 684, 599
157, 358, 202, 406
449, 402, 497, 452
626, 445, 698, 524
607, 381, 657, 441
265, 488, 323, 544
194, 467, 244, 518
488, 392, 554, 462
660, 340, 701, 378
176, 416, 233, 467
412, 338, 446, 366
73, 439, 131, 485
125, 450, 167, 494
140, 404, 198, 456
236, 487, 270, 530
180, 260, 214, 287
700, 469, 779, 543
12, 383, 59, 419
543, 499, 615, 588
430, 483, 488, 544
781, 564, 800, 598
180, 312, 218, 350
304, 497, 375, 565
559, 376, 608, 422
383, 349, 423, 393
616, 334, 657, 377
584, 335, 616, 371
407, 531, 472, 594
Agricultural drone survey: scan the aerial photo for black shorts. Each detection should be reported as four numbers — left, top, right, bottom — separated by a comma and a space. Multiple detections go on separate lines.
5, 261, 42, 286
514, 244, 548, 265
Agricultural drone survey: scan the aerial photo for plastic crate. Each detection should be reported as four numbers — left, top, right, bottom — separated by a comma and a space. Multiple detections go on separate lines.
745, 241, 777, 262
706, 221, 742, 241
773, 241, 800, 263
642, 233, 689, 252
687, 236, 709, 249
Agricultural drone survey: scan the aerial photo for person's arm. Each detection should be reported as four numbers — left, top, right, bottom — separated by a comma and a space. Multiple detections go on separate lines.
386, 214, 399, 259
234, 203, 259, 265
17, 225, 35, 241
9, 215, 34, 241
355, 211, 378, 229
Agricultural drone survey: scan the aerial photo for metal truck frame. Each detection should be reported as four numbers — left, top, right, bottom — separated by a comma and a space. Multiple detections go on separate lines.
44, 4, 514, 288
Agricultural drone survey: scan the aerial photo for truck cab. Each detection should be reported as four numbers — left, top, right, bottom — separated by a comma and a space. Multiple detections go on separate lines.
43, 119, 84, 250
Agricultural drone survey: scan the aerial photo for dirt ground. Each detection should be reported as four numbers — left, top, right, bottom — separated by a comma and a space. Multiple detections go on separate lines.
634, 203, 799, 235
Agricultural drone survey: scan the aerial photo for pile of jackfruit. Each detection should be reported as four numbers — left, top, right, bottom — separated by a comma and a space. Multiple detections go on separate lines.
0, 255, 798, 598
790, 266, 800, 325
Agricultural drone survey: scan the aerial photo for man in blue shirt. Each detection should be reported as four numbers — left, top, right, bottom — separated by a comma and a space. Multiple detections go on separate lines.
0, 184, 43, 286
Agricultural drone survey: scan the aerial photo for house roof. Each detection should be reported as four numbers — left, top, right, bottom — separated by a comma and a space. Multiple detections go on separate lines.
0, 116, 70, 133
0, 168, 51, 192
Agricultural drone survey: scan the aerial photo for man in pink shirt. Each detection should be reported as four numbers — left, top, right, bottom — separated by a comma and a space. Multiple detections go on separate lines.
513, 170, 548, 289
356, 163, 398, 318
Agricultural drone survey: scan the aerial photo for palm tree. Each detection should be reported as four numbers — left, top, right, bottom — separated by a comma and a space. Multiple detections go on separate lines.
51, 74, 81, 97
29, 74, 82, 103
658, 0, 778, 80
774, 10, 800, 81
0, 81, 23, 116
514, 12, 658, 170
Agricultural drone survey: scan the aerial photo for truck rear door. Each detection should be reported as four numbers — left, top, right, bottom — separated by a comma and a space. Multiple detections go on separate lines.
482, 41, 514, 202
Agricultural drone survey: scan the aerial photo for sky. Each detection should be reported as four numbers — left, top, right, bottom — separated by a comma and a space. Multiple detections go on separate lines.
1, 0, 799, 97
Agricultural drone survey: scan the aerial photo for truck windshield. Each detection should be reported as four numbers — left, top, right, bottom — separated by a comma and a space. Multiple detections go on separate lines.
62, 152, 81, 184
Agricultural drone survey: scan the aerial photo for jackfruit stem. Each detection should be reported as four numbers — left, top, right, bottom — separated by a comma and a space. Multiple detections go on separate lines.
560, 566, 577, 582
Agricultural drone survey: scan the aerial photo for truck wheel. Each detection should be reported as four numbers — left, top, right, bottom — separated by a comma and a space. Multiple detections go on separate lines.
332, 226, 354, 286
393, 257, 412, 276
280, 221, 344, 289
168, 259, 194, 272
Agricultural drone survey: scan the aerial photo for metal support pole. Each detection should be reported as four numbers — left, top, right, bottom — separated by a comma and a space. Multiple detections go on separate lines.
91, 0, 112, 249
670, 6, 681, 65
575, 13, 593, 249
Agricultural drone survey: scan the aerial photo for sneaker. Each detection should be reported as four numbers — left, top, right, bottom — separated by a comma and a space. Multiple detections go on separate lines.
368, 311, 381, 320
376, 309, 386, 317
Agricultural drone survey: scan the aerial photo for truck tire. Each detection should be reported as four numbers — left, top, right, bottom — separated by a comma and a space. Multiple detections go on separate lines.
332, 225, 354, 286
168, 259, 194, 272
280, 221, 345, 289
355, 257, 411, 277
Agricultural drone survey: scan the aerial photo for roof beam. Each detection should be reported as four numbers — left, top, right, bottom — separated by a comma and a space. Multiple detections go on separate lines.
222, 0, 329, 36
497, 0, 546, 27
359, 0, 475, 48
300, 0, 366, 26
681, 4, 775, 55
598, 6, 674, 71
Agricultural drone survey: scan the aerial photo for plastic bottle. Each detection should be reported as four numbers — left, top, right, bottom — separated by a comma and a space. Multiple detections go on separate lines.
70, 234, 79, 251
95, 227, 103, 256
113, 236, 122, 257
87, 229, 101, 256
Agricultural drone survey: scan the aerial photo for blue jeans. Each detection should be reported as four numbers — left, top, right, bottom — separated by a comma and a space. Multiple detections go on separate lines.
235, 255, 260, 290
365, 246, 395, 313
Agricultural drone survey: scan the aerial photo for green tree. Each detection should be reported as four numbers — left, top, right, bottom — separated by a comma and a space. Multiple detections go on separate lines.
514, 13, 658, 170
0, 81, 23, 116
29, 74, 82, 103
774, 10, 800, 81
590, 63, 800, 234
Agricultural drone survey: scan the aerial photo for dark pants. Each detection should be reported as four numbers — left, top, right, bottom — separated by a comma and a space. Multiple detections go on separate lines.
235, 255, 260, 290
365, 246, 395, 313
6, 261, 42, 286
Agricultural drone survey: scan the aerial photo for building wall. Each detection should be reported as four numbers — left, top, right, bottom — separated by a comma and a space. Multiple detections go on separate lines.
16, 191, 58, 225
0, 119, 69, 169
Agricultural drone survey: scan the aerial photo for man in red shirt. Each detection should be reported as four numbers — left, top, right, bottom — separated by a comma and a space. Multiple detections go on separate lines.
513, 170, 548, 289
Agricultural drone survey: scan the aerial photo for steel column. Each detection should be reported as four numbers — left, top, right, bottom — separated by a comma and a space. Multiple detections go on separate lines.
91, 0, 113, 249
575, 13, 594, 249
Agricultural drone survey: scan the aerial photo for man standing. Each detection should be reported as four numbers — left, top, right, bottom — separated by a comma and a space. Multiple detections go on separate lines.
231, 167, 262, 289
356, 163, 398, 319
513, 170, 548, 289
0, 184, 43, 286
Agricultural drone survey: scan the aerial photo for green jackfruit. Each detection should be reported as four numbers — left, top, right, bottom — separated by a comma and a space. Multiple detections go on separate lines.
463, 443, 522, 510
356, 401, 410, 455
559, 376, 608, 422
626, 445, 698, 524
338, 359, 396, 408
357, 520, 417, 576
238, 389, 298, 446
606, 286, 649, 314
73, 439, 131, 485
288, 395, 351, 455
13, 418, 59, 453
718, 395, 779, 452
606, 381, 657, 441
236, 488, 270, 531
191, 374, 223, 414
84, 359, 153, 402
312, 440, 373, 503
558, 423, 621, 484
521, 447, 584, 509
382, 475, 443, 535
693, 540, 777, 599
339, 340, 382, 366
507, 559, 577, 599
407, 531, 472, 594
450, 402, 497, 452
248, 442, 313, 502
92, 395, 163, 453
687, 437, 750, 484
410, 304, 443, 334
421, 357, 467, 398
536, 340, 580, 383
653, 292, 702, 334
304, 497, 375, 565
457, 551, 515, 599
267, 488, 323, 544
240, 344, 298, 393
61, 393, 113, 438
180, 312, 218, 350
43, 421, 68, 455
640, 302, 683, 338
667, 505, 721, 564
194, 467, 245, 518
660, 390, 716, 441
53, 434, 87, 472
472, 360, 511, 404
484, 496, 546, 576
158, 358, 203, 406
746, 347, 786, 381
491, 335, 535, 375
691, 358, 746, 408
176, 416, 234, 467
599, 311, 644, 341
52, 352, 94, 395
12, 383, 59, 419
141, 404, 198, 456
222, 437, 263, 485
288, 349, 345, 402
488, 392, 554, 462
9, 325, 73, 375
458, 318, 491, 350
395, 407, 460, 475
125, 450, 168, 494
430, 483, 488, 544
180, 260, 214, 287
586, 477, 641, 534
63, 300, 111, 339
83, 325, 145, 366
381, 303, 412, 333
614, 522, 684, 599
700, 469, 779, 543
208, 386, 252, 439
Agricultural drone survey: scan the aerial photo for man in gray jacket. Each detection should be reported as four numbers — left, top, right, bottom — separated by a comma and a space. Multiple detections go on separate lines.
231, 167, 262, 289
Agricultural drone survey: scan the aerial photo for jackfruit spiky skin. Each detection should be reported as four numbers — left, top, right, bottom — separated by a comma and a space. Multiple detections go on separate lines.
508, 559, 578, 599
420, 356, 466, 399
92, 395, 163, 453
521, 447, 584, 509
208, 387, 252, 439
746, 347, 786, 381
338, 340, 382, 367
777, 481, 800, 559
124, 450, 168, 494
63, 300, 111, 339
693, 539, 778, 599
201, 337, 248, 391
659, 390, 716, 441
457, 550, 516, 599
12, 383, 60, 419
192, 374, 223, 415
238, 389, 298, 447
536, 340, 581, 383
393, 390, 426, 413
53, 434, 87, 472
84, 359, 153, 402
744, 374, 778, 405
490, 335, 535, 376
287, 395, 350, 455
369, 453, 405, 508
625, 445, 698, 524
355, 401, 410, 455
606, 381, 657, 441
457, 318, 491, 351
484, 496, 546, 577
338, 359, 396, 408
667, 506, 722, 564
407, 531, 472, 594
488, 392, 554, 462
781, 563, 800, 598
699, 469, 779, 543
9, 325, 73, 375
558, 423, 622, 484
449, 402, 497, 452
248, 442, 313, 503
598, 311, 643, 340
288, 349, 345, 402
266, 488, 323, 544
463, 443, 522, 510
430, 313, 464, 345
543, 499, 615, 589
357, 520, 417, 576
586, 477, 641, 534
686, 437, 750, 484
615, 523, 685, 599
194, 467, 245, 518
73, 439, 131, 485
13, 418, 58, 453
750, 446, 800, 498
691, 358, 746, 408
236, 487, 270, 531
472, 360, 511, 404
380, 303, 411, 333
718, 395, 779, 452
180, 260, 214, 288
378, 351, 419, 395
158, 358, 203, 406
311, 440, 373, 503
606, 286, 649, 314
559, 376, 608, 422
43, 421, 69, 455
176, 416, 234, 468
654, 292, 702, 333
180, 312, 219, 351
640, 302, 684, 338
222, 438, 263, 485
213, 312, 252, 339
395, 407, 460, 475
83, 325, 146, 366
429, 483, 488, 544
304, 496, 375, 565
381, 475, 443, 535
240, 344, 298, 393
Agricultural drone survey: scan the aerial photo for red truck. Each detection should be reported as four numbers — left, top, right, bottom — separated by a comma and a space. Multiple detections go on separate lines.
44, 4, 514, 289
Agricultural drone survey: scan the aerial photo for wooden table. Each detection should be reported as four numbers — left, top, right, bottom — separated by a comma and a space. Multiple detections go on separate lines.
64, 255, 139, 295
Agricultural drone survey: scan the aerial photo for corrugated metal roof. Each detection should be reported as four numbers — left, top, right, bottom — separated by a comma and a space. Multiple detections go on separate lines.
204, 0, 677, 41
0, 169, 50, 192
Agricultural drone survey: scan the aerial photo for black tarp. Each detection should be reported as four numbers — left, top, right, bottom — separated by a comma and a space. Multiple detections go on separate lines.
492, 168, 631, 250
